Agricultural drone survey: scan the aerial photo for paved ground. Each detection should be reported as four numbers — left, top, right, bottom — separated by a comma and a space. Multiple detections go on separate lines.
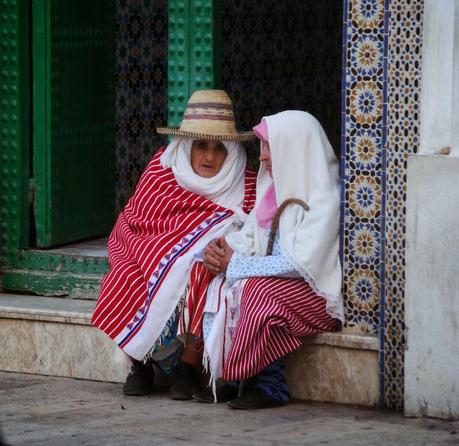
1, 372, 458, 446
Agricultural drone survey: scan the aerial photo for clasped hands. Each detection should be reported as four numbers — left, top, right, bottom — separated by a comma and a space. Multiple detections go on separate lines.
203, 237, 234, 275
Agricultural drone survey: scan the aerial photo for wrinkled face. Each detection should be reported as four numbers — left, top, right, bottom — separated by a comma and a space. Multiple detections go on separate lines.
259, 140, 272, 176
191, 139, 228, 178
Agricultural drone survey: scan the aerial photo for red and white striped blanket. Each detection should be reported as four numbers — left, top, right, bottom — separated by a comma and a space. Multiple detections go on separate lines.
92, 148, 256, 361
223, 277, 340, 380
204, 276, 340, 384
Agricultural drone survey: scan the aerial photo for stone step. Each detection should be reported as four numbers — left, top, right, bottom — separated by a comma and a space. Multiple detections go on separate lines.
0, 268, 104, 299
0, 238, 109, 298
0, 293, 130, 383
0, 293, 380, 406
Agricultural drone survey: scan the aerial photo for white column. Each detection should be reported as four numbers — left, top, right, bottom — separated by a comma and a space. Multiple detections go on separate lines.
405, 156, 459, 419
405, 0, 459, 420
453, 0, 459, 151
419, 0, 457, 154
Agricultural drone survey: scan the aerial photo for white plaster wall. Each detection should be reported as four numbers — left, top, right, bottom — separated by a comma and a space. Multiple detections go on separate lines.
454, 1, 459, 150
405, 155, 459, 419
420, 0, 459, 155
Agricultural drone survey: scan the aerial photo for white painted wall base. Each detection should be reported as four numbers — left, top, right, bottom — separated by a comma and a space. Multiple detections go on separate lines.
405, 155, 459, 419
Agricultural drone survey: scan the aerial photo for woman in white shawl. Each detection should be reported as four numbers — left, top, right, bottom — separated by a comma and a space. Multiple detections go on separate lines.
198, 110, 344, 409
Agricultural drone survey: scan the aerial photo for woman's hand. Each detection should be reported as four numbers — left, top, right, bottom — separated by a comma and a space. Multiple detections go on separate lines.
203, 237, 234, 274
216, 238, 234, 272
203, 239, 224, 273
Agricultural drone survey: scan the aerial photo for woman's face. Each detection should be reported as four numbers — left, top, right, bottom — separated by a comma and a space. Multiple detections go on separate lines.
191, 140, 228, 178
259, 140, 272, 176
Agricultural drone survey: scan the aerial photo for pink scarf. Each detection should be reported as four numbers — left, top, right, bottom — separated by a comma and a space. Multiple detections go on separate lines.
256, 183, 278, 228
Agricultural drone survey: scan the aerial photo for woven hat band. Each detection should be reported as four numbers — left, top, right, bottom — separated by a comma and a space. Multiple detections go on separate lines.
156, 89, 255, 141
181, 101, 238, 135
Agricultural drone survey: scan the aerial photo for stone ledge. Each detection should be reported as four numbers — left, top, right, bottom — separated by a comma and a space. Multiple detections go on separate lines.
0, 294, 379, 351
0, 293, 379, 406
286, 343, 379, 406
304, 331, 378, 351
0, 293, 94, 324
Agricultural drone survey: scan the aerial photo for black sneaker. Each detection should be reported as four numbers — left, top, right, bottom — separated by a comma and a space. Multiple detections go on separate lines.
227, 388, 288, 410
122, 360, 155, 396
169, 361, 200, 400
193, 384, 239, 403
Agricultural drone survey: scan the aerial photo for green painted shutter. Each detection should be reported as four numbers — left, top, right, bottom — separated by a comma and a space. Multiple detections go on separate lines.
33, 0, 115, 247
0, 0, 30, 262
168, 0, 221, 127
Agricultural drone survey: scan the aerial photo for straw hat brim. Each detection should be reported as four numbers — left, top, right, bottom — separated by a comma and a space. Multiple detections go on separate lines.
157, 127, 255, 141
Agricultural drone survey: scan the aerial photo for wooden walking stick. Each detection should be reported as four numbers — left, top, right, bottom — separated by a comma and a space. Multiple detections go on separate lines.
237, 197, 309, 398
266, 198, 310, 256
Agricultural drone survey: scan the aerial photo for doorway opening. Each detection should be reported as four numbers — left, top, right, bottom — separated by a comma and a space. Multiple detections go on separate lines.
219, 0, 343, 167
29, 0, 167, 251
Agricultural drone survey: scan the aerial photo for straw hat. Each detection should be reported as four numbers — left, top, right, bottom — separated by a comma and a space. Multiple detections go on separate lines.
157, 90, 255, 141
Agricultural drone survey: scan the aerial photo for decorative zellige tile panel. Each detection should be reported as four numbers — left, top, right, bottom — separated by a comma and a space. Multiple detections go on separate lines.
383, 0, 423, 410
342, 0, 388, 336
220, 0, 343, 167
115, 0, 167, 212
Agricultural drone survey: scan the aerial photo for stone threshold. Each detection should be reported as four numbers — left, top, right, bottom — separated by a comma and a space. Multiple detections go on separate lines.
0, 293, 378, 351
29, 237, 109, 258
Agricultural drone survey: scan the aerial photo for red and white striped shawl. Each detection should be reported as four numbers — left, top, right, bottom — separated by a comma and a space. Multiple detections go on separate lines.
92, 148, 257, 360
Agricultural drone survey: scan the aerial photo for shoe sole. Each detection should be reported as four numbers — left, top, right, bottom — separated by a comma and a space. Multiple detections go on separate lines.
192, 395, 214, 403
122, 390, 154, 396
169, 394, 194, 401
193, 386, 239, 404
227, 400, 288, 410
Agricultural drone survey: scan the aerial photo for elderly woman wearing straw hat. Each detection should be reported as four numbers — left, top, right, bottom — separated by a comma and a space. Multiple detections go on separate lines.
198, 111, 344, 409
91, 90, 256, 400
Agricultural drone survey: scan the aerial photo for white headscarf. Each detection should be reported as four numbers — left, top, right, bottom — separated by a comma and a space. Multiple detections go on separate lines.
160, 137, 247, 212
226, 111, 344, 321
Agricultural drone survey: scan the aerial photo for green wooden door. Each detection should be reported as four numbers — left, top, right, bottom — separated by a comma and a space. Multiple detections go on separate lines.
33, 0, 116, 247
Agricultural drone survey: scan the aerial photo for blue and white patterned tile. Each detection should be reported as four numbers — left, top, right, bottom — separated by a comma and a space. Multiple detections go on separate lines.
343, 0, 424, 410
342, 0, 388, 336
383, 0, 424, 410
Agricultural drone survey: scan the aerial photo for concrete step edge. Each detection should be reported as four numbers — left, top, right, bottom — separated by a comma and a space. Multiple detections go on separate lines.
0, 293, 378, 352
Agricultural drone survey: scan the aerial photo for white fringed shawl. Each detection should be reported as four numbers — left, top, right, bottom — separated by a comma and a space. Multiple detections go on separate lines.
226, 111, 344, 320
160, 137, 247, 211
